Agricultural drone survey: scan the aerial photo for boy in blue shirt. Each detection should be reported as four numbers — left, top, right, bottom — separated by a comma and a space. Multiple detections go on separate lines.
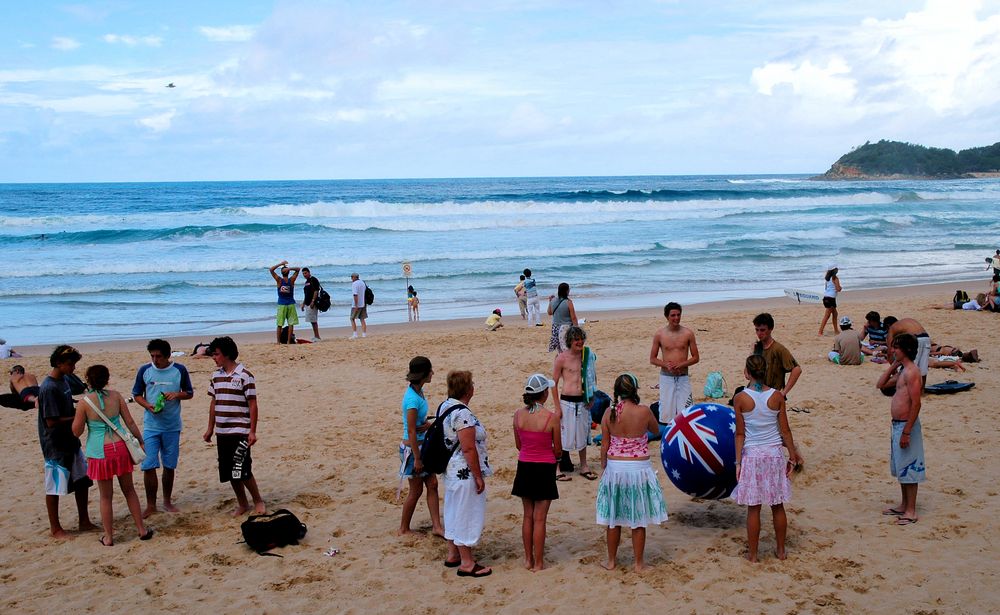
132, 339, 193, 517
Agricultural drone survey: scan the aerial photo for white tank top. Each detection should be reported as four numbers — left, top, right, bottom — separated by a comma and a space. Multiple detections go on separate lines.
824, 278, 837, 298
740, 388, 783, 448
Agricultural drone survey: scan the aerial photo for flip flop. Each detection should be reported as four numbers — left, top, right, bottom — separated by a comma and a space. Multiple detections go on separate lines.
896, 517, 918, 526
555, 473, 572, 482
457, 563, 492, 578
579, 471, 599, 481
444, 559, 461, 568
99, 536, 113, 547
790, 407, 811, 414
139, 528, 154, 541
882, 507, 905, 516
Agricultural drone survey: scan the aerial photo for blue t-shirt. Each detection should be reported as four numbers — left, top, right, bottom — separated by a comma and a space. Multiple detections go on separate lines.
132, 362, 193, 433
401, 386, 429, 442
524, 277, 538, 298
277, 277, 295, 305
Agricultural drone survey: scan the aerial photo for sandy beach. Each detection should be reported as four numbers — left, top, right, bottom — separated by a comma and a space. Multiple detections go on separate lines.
2, 280, 997, 614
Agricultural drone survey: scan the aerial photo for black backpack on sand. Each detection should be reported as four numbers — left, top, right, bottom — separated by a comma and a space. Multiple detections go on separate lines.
420, 402, 467, 474
240, 509, 307, 557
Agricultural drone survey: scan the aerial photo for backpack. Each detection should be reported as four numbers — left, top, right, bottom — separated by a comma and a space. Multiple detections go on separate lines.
240, 508, 307, 557
279, 326, 296, 344
316, 287, 331, 312
953, 289, 970, 309
419, 402, 467, 474
703, 371, 726, 399
364, 284, 375, 306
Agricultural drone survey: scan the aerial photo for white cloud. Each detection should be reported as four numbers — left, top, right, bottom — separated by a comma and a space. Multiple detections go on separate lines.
51, 37, 80, 51
103, 34, 163, 47
138, 109, 176, 132
198, 25, 257, 42
752, 57, 857, 103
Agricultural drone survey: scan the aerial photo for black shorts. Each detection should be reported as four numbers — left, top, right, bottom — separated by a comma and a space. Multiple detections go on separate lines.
216, 434, 253, 483
822, 297, 837, 309
511, 461, 559, 501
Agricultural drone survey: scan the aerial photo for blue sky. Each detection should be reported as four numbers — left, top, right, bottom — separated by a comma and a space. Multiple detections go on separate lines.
2, 0, 999, 182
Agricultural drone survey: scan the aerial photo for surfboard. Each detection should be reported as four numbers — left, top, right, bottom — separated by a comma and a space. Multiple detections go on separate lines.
784, 288, 822, 304
924, 380, 975, 394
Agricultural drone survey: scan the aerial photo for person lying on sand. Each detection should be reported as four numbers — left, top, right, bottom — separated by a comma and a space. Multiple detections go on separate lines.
9, 365, 39, 407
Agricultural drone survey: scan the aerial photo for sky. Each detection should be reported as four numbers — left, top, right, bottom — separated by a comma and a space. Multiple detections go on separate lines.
1, 0, 999, 182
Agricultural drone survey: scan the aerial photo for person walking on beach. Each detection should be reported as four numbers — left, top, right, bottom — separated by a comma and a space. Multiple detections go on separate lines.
301, 267, 322, 342
884, 317, 930, 387
552, 326, 598, 480
514, 275, 528, 320
132, 339, 193, 517
731, 354, 803, 562
350, 273, 368, 339
649, 302, 700, 425
547, 283, 578, 352
397, 356, 444, 537
72, 364, 153, 546
203, 336, 265, 516
269, 261, 300, 344
38, 345, 96, 539
512, 373, 561, 571
751, 313, 802, 400
876, 333, 925, 526
523, 269, 543, 327
818, 265, 843, 336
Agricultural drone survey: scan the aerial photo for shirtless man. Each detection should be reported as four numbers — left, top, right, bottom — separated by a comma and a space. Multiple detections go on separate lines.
9, 365, 40, 407
884, 316, 930, 386
649, 302, 700, 424
876, 333, 925, 526
552, 326, 596, 480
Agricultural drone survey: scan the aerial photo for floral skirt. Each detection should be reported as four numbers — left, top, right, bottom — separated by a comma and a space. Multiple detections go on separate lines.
596, 460, 668, 529
731, 445, 791, 506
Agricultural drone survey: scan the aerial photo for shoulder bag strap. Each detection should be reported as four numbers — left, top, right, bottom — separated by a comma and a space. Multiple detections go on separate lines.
83, 395, 133, 442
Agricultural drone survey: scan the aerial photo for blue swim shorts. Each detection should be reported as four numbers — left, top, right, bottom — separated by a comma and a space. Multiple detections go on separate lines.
890, 419, 926, 484
141, 430, 181, 471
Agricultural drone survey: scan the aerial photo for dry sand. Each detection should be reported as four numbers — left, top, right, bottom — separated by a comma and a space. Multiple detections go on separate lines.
1, 281, 996, 614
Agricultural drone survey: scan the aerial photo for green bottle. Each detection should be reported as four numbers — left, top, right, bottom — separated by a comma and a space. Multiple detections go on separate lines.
153, 392, 166, 413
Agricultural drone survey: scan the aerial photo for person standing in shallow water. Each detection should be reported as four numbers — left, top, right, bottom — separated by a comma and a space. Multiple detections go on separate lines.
269, 260, 300, 344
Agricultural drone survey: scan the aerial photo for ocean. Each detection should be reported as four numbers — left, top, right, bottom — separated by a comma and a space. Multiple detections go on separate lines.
2, 175, 997, 346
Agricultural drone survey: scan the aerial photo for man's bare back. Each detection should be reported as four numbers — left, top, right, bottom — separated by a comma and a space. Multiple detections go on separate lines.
650, 325, 698, 376
9, 371, 38, 395
887, 318, 926, 348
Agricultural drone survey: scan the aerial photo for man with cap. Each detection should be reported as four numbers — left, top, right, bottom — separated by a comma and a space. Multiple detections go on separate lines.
829, 316, 864, 365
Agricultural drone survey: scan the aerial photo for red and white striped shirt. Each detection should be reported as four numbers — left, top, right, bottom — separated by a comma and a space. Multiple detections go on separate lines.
207, 363, 256, 435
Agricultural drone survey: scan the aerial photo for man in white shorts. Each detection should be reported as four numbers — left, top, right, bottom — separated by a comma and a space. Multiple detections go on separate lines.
551, 326, 597, 480
649, 302, 700, 425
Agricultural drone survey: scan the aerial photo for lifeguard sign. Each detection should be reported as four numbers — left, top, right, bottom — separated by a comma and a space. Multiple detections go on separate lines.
402, 261, 412, 277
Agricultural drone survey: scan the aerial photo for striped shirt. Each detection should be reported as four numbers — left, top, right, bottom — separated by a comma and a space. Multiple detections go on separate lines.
207, 363, 256, 435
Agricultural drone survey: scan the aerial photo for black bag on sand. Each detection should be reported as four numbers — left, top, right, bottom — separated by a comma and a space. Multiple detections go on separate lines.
240, 509, 307, 557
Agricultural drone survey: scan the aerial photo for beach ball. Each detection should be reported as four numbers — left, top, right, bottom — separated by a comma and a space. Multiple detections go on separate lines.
660, 402, 738, 499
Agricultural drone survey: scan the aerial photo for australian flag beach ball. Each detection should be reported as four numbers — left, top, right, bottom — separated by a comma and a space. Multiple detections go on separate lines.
660, 402, 738, 499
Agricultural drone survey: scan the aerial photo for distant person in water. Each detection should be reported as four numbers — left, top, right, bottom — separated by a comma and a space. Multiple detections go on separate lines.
269, 260, 300, 344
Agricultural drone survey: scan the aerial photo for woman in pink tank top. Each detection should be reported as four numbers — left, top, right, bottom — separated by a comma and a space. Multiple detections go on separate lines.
511, 373, 562, 572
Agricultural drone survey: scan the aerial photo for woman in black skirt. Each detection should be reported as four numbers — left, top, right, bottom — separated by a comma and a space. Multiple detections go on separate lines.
512, 373, 562, 571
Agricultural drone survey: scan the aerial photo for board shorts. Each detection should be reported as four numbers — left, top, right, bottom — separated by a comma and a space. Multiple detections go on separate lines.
658, 373, 693, 424
276, 304, 299, 327
351, 306, 368, 320
822, 296, 837, 308
44, 450, 90, 496
560, 395, 591, 452
890, 419, 926, 483
304, 305, 318, 323
915, 334, 930, 376
216, 434, 253, 483
141, 430, 181, 471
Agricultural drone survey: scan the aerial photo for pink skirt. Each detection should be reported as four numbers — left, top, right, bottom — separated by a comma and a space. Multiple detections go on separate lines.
731, 445, 791, 506
87, 440, 134, 481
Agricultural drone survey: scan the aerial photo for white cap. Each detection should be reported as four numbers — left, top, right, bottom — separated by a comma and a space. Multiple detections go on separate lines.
839, 316, 852, 327
525, 373, 555, 394
826, 263, 838, 272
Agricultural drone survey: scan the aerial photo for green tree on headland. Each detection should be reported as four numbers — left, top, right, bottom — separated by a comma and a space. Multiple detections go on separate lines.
820, 140, 1000, 179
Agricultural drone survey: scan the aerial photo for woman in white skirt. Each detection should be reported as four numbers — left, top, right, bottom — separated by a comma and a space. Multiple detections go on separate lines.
596, 373, 667, 572
731, 354, 804, 562
441, 370, 493, 578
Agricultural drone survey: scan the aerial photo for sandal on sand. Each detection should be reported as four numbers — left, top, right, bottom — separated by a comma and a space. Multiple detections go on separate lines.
139, 528, 154, 541
555, 473, 572, 482
444, 559, 461, 568
790, 407, 811, 414
99, 536, 113, 547
579, 471, 599, 481
896, 517, 918, 526
457, 563, 492, 578
882, 507, 905, 516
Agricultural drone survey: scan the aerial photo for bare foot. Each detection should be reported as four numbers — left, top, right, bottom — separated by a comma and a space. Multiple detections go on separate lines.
253, 502, 266, 515
431, 528, 445, 539
634, 563, 649, 573
523, 558, 533, 570
50, 528, 73, 540
162, 502, 180, 513
746, 553, 758, 563
78, 521, 99, 532
396, 528, 416, 536
142, 507, 158, 519
230, 504, 250, 517
599, 561, 616, 571
531, 563, 545, 572
776, 549, 787, 560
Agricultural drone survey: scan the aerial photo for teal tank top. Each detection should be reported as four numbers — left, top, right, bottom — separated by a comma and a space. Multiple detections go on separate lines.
84, 392, 123, 459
